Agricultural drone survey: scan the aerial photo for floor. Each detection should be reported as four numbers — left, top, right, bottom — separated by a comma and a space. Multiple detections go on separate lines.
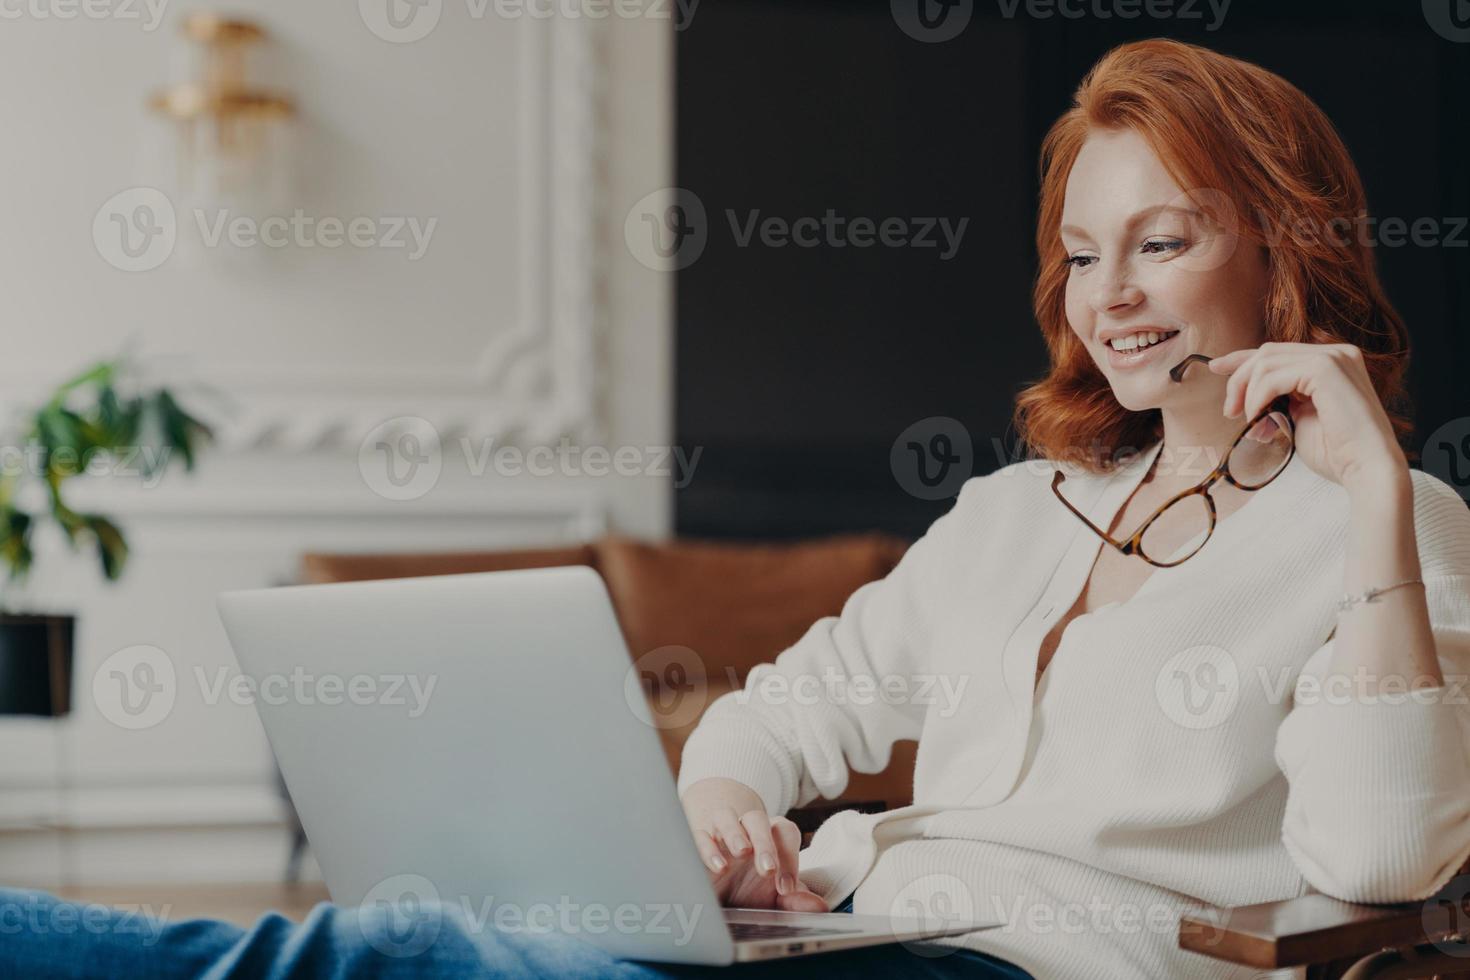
53, 882, 332, 928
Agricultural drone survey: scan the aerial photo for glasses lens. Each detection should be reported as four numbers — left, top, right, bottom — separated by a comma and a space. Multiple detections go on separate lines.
1139, 493, 1213, 566
1227, 408, 1292, 490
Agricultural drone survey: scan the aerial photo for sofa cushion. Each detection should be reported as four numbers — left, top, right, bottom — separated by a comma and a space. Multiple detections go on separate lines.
299, 545, 596, 585
594, 532, 907, 684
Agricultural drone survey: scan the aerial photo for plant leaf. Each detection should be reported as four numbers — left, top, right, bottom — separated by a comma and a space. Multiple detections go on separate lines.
82, 514, 128, 581
154, 389, 212, 472
0, 508, 34, 580
1, 356, 208, 583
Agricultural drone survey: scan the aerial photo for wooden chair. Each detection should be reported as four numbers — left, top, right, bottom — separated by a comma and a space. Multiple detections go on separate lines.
1177, 855, 1470, 979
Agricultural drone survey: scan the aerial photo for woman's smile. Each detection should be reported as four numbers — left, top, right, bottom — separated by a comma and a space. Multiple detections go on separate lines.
1103, 328, 1182, 369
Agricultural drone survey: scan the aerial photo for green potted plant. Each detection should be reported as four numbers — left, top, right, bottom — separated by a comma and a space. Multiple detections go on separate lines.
0, 360, 211, 717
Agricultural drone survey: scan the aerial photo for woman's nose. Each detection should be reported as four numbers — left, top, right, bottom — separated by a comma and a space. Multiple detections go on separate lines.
1088, 263, 1143, 315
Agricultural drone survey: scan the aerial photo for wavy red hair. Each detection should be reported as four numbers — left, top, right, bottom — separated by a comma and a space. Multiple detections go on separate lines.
1012, 38, 1413, 473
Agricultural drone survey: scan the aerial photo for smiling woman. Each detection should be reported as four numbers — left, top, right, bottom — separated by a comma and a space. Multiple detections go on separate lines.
676, 35, 1470, 980
1013, 38, 1414, 474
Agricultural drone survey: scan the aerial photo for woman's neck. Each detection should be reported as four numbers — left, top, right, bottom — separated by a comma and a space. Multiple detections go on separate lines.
1152, 399, 1245, 488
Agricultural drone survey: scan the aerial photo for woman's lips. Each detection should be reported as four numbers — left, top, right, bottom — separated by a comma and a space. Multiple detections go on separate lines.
1104, 330, 1181, 369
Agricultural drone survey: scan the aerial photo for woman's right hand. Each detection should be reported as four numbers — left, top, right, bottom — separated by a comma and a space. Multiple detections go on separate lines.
679, 777, 829, 912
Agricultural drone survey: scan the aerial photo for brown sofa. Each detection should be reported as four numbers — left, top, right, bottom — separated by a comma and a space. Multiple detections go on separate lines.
299, 533, 918, 810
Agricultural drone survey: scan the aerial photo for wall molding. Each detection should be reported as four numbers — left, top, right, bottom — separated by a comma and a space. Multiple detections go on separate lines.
53, 480, 608, 542
215, 14, 606, 453
1, 14, 608, 456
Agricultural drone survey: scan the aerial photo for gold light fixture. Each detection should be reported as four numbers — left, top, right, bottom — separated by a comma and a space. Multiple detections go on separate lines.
150, 13, 294, 201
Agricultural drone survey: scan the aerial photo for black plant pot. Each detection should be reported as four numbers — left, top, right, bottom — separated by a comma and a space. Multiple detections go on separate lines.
0, 614, 75, 717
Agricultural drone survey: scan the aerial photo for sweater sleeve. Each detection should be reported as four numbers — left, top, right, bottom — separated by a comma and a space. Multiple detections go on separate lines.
675, 473, 989, 816
1274, 472, 1470, 903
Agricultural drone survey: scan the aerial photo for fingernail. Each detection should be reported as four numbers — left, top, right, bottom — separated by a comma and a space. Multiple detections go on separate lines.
757, 854, 776, 874
777, 873, 793, 895
709, 854, 726, 873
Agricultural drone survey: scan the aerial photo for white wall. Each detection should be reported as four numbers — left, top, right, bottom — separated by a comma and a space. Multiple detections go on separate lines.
0, 0, 673, 882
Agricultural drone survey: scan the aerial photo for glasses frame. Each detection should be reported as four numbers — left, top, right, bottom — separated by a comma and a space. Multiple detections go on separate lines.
1049, 354, 1295, 568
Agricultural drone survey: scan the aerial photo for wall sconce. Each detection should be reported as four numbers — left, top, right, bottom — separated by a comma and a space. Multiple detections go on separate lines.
150, 13, 294, 207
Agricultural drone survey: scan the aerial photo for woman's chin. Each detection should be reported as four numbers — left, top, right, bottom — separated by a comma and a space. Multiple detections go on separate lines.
1108, 387, 1166, 413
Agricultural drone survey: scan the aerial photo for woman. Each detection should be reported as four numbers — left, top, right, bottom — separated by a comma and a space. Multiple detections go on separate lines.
6, 37, 1469, 980
676, 37, 1470, 979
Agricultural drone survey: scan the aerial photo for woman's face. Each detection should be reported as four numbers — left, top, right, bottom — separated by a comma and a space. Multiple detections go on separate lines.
1059, 127, 1269, 413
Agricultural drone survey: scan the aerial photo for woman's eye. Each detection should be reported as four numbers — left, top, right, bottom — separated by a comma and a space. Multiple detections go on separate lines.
1141, 238, 1188, 256
1064, 254, 1097, 269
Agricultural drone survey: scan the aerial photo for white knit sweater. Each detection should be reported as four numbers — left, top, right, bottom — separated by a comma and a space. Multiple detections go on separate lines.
676, 439, 1470, 979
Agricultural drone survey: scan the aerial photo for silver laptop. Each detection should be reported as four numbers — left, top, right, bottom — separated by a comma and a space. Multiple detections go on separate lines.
216, 566, 995, 964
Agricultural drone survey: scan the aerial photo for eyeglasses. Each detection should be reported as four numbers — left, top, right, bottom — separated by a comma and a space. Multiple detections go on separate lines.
1050, 353, 1295, 568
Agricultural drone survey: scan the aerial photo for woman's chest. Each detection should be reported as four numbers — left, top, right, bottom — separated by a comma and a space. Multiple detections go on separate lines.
1035, 546, 1154, 681
916, 493, 1343, 782
1031, 479, 1261, 684
917, 560, 1339, 808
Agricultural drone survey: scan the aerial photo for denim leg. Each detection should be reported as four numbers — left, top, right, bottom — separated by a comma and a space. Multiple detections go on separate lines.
0, 887, 654, 980
0, 888, 1032, 980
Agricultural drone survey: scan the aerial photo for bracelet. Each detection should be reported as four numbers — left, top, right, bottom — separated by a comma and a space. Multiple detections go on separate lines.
1336, 578, 1424, 613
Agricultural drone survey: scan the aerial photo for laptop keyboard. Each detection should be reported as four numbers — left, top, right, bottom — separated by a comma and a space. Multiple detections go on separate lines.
727, 922, 862, 941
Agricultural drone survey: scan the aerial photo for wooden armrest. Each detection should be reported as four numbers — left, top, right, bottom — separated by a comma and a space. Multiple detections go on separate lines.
1179, 890, 1466, 971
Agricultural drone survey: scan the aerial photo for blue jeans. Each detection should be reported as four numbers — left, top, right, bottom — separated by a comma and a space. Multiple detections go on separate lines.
0, 887, 1034, 979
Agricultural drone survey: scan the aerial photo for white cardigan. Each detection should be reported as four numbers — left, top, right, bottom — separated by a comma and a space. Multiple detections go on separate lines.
676, 439, 1470, 979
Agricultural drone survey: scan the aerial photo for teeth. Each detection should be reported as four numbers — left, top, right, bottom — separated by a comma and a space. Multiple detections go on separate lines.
1109, 330, 1176, 352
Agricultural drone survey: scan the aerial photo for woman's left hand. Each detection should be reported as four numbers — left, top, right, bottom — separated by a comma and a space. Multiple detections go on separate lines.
1207, 342, 1408, 492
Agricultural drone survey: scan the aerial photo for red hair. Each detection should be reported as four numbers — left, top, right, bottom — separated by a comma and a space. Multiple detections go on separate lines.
1012, 39, 1414, 472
